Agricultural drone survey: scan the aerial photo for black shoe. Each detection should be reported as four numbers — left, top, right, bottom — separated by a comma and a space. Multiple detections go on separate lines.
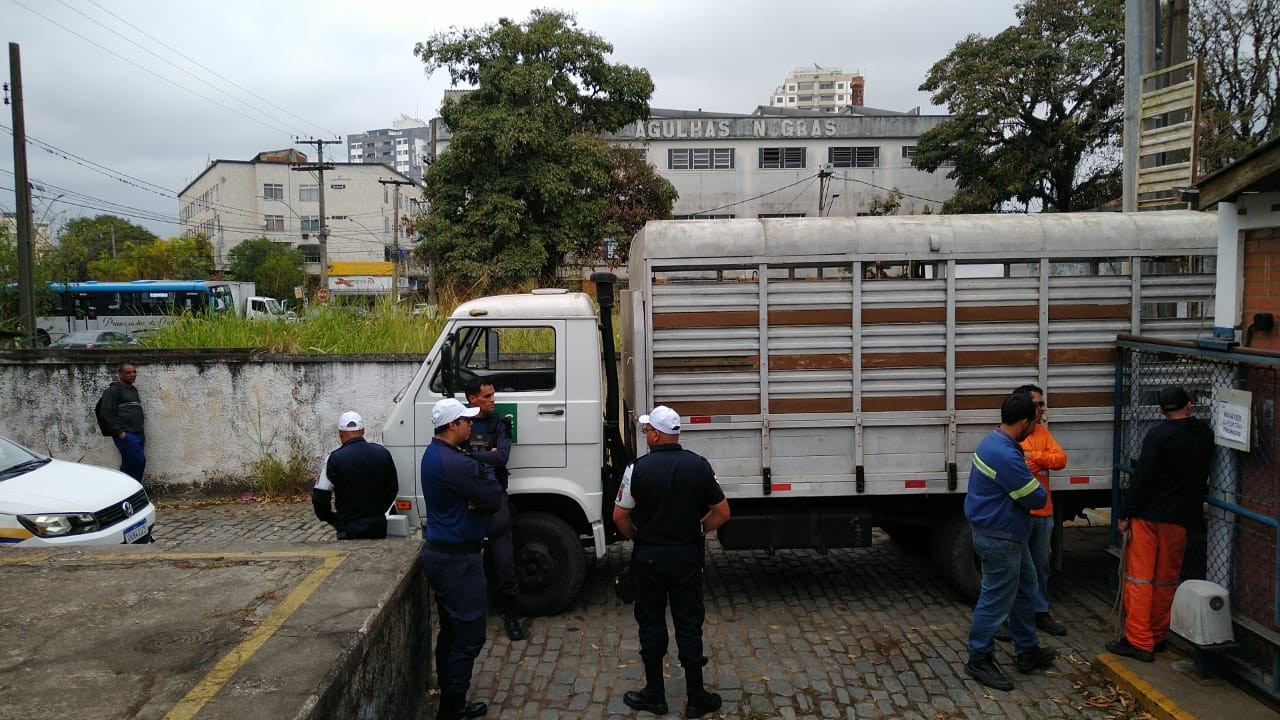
965, 657, 1014, 691
463, 700, 487, 718
503, 614, 525, 641
1036, 612, 1068, 636
994, 623, 1011, 642
1153, 640, 1167, 653
1106, 637, 1155, 663
623, 687, 668, 715
1015, 645, 1058, 673
685, 689, 722, 718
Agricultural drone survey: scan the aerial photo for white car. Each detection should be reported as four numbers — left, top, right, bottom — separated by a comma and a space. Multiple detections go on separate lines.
0, 436, 155, 547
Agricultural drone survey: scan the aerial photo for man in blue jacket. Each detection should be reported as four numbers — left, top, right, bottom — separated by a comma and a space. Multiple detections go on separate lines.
421, 398, 504, 720
964, 391, 1055, 691
311, 411, 398, 539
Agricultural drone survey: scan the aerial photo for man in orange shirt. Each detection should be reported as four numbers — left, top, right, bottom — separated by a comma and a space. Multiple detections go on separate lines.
1016, 384, 1069, 637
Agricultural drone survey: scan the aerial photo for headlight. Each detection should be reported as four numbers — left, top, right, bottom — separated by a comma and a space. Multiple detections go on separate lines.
17, 513, 100, 537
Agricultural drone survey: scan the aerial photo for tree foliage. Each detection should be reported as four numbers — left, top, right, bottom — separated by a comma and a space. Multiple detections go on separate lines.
55, 215, 159, 280
914, 0, 1124, 212
225, 237, 305, 299
412, 10, 657, 292
594, 146, 677, 267
1191, 0, 1280, 170
89, 235, 215, 281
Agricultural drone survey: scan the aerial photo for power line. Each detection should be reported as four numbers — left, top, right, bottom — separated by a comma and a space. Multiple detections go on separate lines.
687, 173, 821, 216
10, 0, 297, 136
832, 173, 947, 206
81, 0, 339, 138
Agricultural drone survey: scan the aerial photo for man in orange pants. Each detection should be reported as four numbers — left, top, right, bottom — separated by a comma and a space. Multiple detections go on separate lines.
1108, 386, 1213, 662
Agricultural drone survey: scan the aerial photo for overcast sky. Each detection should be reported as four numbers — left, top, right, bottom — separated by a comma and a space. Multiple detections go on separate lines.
2, 0, 1021, 237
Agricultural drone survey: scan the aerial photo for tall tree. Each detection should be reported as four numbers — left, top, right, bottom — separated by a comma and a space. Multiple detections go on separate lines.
225, 237, 304, 300
913, 0, 1125, 213
412, 10, 656, 292
594, 146, 677, 268
56, 215, 159, 280
89, 236, 215, 281
1191, 0, 1280, 170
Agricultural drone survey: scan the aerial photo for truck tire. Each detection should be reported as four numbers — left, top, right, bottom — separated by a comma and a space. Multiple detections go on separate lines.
512, 512, 586, 617
931, 511, 981, 602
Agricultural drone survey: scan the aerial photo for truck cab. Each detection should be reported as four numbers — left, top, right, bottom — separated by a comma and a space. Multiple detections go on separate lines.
382, 289, 606, 615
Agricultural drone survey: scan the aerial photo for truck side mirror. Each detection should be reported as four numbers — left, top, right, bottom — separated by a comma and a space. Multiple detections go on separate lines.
440, 332, 458, 395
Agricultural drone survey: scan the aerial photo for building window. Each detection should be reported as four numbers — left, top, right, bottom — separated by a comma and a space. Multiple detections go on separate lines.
758, 213, 807, 218
759, 147, 806, 169
829, 146, 880, 168
837, 82, 845, 89
264, 214, 284, 232
797, 94, 813, 102
797, 82, 815, 90
301, 216, 320, 232
300, 184, 319, 202
668, 148, 734, 170
787, 84, 796, 92
673, 214, 736, 220
819, 94, 835, 101
819, 81, 834, 90
787, 96, 796, 104
263, 183, 283, 201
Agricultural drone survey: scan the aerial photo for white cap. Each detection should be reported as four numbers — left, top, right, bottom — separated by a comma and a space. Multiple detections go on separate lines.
337, 411, 364, 431
433, 398, 480, 426
638, 405, 680, 435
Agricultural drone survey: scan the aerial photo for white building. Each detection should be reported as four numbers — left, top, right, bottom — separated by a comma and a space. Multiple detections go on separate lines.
347, 116, 432, 184
769, 65, 866, 113
430, 106, 956, 220
178, 148, 420, 275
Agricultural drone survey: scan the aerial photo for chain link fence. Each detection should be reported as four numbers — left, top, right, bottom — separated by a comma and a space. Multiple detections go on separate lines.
1114, 336, 1279, 700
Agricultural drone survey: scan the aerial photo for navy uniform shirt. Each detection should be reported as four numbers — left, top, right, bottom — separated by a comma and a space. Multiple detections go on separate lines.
312, 436, 399, 539
616, 443, 725, 545
421, 437, 503, 545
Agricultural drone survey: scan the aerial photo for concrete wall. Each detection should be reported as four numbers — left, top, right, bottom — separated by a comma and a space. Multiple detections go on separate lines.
0, 350, 424, 492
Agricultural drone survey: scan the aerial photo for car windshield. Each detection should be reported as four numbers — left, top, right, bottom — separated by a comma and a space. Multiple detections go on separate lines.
0, 436, 47, 478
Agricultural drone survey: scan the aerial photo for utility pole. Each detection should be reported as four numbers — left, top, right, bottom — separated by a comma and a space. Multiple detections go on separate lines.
7, 43, 36, 344
379, 177, 415, 303
817, 164, 833, 217
292, 138, 340, 293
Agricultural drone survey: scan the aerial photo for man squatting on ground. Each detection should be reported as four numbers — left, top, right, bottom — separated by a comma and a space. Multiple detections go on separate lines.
421, 398, 504, 720
964, 392, 1057, 691
465, 381, 524, 641
99, 362, 145, 482
311, 411, 399, 540
613, 405, 732, 718
1107, 385, 1213, 663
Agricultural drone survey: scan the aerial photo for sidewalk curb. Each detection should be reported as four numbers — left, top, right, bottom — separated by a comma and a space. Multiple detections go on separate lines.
1094, 652, 1197, 720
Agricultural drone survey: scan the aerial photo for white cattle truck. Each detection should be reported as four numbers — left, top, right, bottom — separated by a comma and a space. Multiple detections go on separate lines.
221, 280, 290, 320
383, 212, 1217, 615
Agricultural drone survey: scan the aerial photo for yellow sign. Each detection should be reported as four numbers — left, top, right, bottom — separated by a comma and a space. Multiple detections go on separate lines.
327, 261, 393, 275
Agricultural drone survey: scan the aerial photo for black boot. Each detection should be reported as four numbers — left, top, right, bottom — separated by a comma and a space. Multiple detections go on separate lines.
623, 658, 668, 714
436, 694, 465, 720
684, 666, 723, 719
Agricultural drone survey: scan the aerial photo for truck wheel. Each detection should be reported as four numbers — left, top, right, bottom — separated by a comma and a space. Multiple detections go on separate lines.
931, 512, 981, 602
512, 512, 586, 617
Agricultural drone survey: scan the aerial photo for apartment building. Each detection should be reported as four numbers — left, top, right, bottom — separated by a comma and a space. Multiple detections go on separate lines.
770, 65, 866, 113
178, 149, 420, 275
347, 116, 432, 184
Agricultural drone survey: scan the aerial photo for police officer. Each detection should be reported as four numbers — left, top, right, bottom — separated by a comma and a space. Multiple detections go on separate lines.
421, 398, 504, 720
311, 411, 399, 539
465, 380, 523, 641
613, 405, 731, 719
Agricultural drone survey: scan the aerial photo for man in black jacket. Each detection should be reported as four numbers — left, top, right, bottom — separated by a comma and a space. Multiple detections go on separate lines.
312, 411, 399, 539
99, 363, 145, 482
1107, 386, 1213, 662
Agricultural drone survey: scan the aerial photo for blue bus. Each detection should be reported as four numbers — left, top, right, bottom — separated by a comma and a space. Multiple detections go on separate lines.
35, 280, 236, 345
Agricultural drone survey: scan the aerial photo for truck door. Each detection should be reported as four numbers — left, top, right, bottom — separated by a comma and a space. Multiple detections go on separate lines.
423, 322, 568, 469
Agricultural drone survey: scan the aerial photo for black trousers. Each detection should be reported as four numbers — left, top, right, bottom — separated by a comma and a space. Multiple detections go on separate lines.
631, 542, 707, 668
422, 549, 487, 695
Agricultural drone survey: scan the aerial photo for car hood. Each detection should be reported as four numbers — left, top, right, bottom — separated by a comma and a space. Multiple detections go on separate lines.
0, 458, 144, 514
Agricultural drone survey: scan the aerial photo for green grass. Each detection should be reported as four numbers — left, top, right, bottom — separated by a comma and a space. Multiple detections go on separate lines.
143, 297, 451, 354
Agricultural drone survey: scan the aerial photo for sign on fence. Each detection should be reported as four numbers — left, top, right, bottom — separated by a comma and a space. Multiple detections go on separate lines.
1214, 387, 1252, 452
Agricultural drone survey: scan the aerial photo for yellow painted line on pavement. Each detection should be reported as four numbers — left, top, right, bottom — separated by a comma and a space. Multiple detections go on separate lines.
1094, 652, 1198, 720
164, 551, 348, 720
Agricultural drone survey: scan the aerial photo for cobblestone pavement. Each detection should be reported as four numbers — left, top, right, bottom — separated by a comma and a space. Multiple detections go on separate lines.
154, 500, 1126, 719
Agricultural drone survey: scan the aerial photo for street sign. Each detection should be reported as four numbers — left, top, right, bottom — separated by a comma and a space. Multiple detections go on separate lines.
317, 288, 329, 301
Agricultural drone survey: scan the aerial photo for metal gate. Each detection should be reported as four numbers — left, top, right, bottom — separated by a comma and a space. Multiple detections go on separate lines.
1114, 335, 1280, 700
